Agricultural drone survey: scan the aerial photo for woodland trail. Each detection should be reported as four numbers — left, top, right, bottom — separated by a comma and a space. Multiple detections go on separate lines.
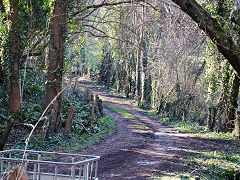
78, 79, 235, 180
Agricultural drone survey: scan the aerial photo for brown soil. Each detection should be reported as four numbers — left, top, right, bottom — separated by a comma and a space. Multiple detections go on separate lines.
77, 79, 236, 180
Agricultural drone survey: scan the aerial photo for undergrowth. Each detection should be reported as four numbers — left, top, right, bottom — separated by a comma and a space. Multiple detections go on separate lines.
184, 150, 240, 179
162, 117, 236, 141
9, 113, 115, 153
2, 76, 116, 153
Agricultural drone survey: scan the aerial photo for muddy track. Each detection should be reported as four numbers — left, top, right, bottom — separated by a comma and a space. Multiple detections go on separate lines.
78, 79, 235, 180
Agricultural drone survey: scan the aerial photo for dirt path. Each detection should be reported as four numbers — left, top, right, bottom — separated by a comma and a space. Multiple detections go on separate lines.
78, 79, 235, 180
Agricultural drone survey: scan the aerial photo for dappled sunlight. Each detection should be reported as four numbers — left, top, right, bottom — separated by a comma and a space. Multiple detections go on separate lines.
1, 0, 240, 179
77, 79, 240, 179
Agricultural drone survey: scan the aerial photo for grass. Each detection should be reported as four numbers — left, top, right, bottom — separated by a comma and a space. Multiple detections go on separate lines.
150, 148, 240, 180
137, 109, 238, 141
62, 114, 116, 153
107, 103, 151, 130
151, 174, 203, 180
161, 117, 237, 141
107, 104, 135, 119
129, 109, 240, 179
182, 150, 240, 179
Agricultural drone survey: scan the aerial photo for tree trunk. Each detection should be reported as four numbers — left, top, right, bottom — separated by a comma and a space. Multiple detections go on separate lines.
8, 0, 21, 114
80, 47, 87, 75
235, 111, 240, 139
227, 74, 240, 131
43, 0, 67, 131
207, 106, 217, 130
142, 37, 152, 107
135, 7, 144, 105
207, 107, 212, 129
0, 119, 14, 150
125, 63, 132, 98
0, 0, 20, 149
217, 0, 225, 17
217, 63, 231, 132
172, 0, 240, 75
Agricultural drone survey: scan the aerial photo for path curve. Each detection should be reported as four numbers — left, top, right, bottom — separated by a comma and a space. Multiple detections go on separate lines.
78, 79, 235, 180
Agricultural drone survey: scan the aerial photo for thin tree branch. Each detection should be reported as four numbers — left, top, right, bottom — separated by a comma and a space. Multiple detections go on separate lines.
73, 0, 145, 17
172, 0, 240, 75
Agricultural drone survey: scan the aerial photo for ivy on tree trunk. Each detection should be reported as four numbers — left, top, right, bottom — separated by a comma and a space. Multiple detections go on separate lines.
43, 0, 68, 131
8, 0, 21, 114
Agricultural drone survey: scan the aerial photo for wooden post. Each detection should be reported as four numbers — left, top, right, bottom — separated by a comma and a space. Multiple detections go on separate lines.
98, 99, 103, 116
94, 95, 99, 116
90, 92, 94, 102
84, 89, 89, 102
73, 78, 78, 92
91, 103, 95, 122
84, 89, 88, 102
84, 89, 93, 103
64, 106, 75, 135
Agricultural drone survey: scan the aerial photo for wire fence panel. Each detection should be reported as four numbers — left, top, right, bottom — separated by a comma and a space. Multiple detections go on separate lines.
0, 149, 100, 180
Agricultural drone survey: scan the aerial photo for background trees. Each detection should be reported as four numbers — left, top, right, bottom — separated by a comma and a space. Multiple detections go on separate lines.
172, 0, 240, 75
0, 0, 51, 150
79, 0, 240, 138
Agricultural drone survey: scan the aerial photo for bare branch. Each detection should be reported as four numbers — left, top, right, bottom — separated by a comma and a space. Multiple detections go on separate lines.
172, 0, 240, 75
73, 0, 145, 17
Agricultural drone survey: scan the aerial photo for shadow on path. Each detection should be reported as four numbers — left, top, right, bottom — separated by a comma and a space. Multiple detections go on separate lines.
78, 79, 239, 180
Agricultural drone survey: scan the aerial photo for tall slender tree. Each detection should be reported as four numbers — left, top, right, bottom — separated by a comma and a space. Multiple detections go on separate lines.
135, 5, 143, 104
0, 0, 20, 151
0, 0, 5, 84
8, 0, 21, 114
43, 0, 68, 131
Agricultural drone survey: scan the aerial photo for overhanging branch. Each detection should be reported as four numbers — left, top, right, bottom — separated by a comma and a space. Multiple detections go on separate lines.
172, 0, 240, 75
